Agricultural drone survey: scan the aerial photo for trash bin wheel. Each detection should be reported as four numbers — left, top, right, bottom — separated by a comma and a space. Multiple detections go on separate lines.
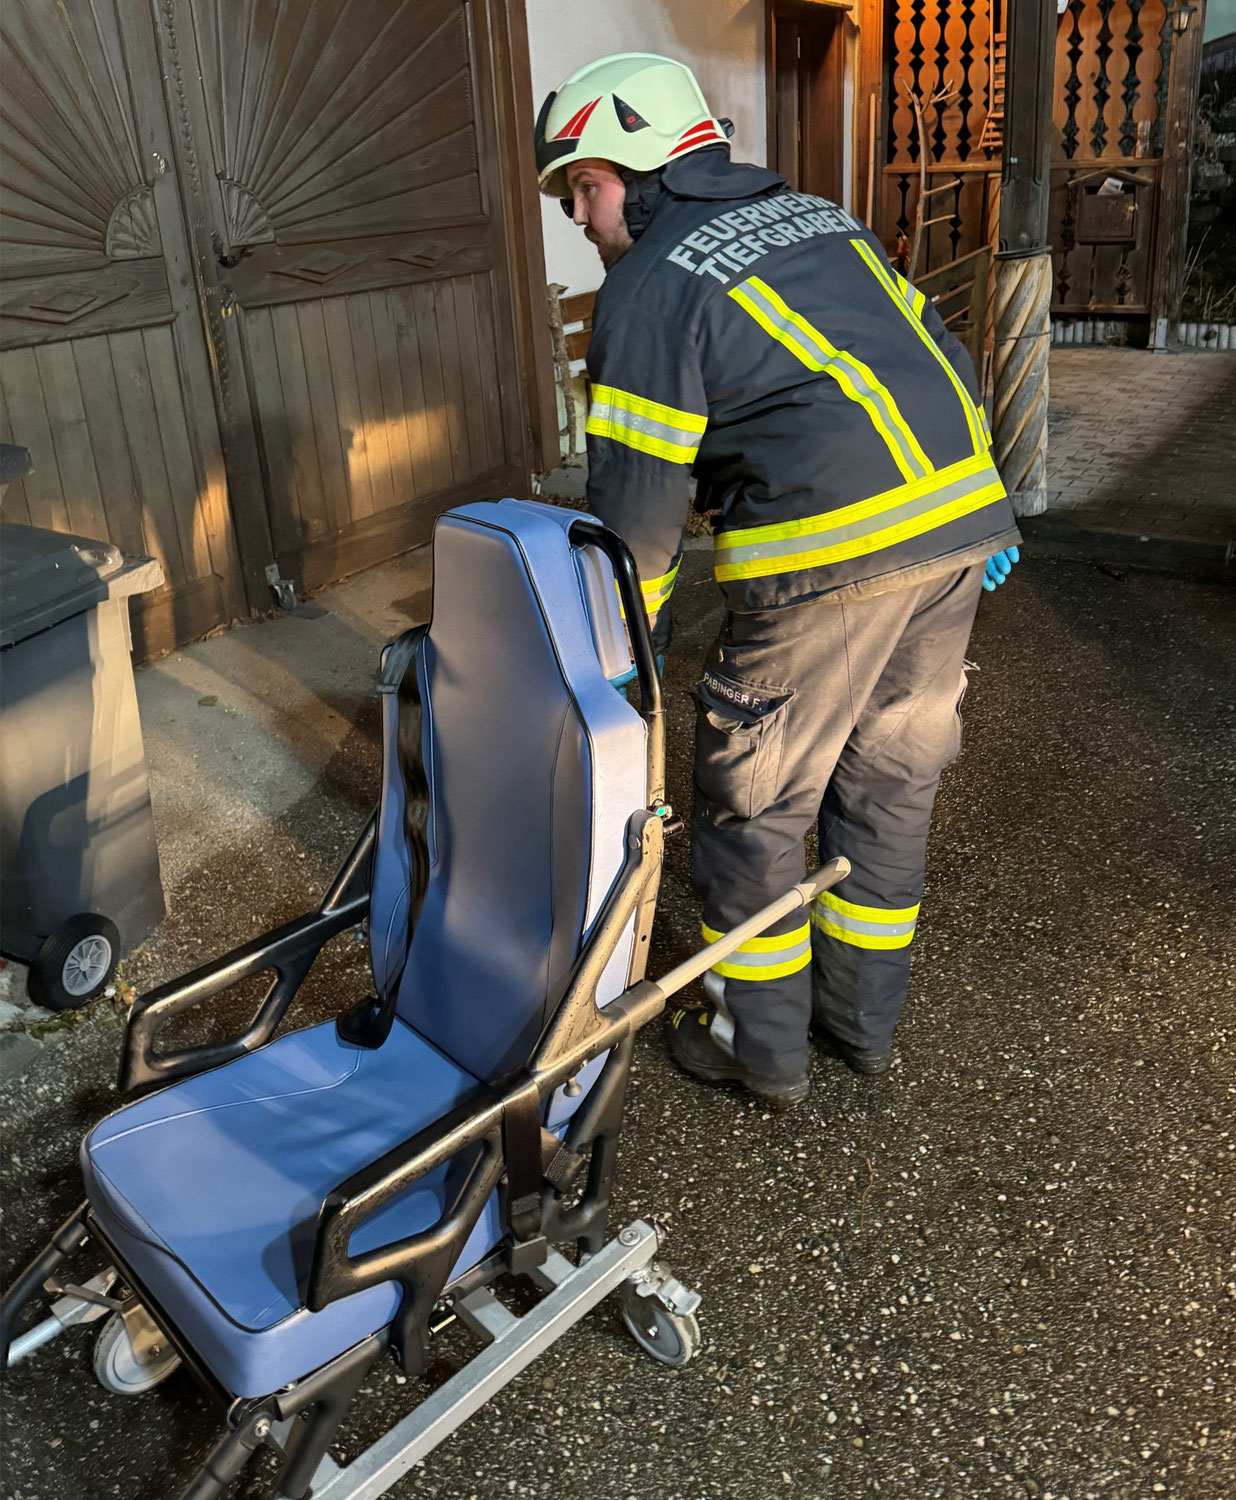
617, 1279, 701, 1367
28, 913, 120, 1012
93, 1312, 181, 1396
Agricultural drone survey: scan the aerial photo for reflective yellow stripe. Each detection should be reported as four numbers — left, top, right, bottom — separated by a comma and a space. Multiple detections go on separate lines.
812, 912, 916, 951
617, 559, 679, 626
713, 452, 1006, 583
587, 384, 706, 465
587, 417, 696, 463
641, 560, 679, 614
729, 277, 932, 483
883, 254, 987, 455
850, 240, 988, 457
591, 385, 708, 435
816, 891, 920, 924
812, 891, 919, 951
715, 451, 993, 550
701, 923, 809, 951
701, 920, 811, 981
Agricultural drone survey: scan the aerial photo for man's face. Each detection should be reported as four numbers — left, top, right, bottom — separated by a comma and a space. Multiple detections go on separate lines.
565, 158, 633, 271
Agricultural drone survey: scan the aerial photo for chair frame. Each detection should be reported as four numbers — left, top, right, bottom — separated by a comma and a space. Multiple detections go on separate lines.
1, 518, 847, 1500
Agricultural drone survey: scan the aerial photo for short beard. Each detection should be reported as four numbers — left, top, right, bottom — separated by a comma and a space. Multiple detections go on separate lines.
596, 236, 633, 271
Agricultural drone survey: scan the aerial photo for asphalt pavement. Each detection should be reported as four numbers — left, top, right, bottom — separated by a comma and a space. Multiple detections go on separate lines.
1, 546, 1233, 1500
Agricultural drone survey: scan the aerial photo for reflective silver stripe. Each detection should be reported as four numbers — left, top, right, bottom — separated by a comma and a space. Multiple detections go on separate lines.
712, 932, 811, 971
587, 400, 703, 453
812, 907, 917, 940
718, 460, 1001, 569
734, 280, 931, 483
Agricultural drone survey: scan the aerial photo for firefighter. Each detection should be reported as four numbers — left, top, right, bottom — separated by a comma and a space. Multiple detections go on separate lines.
535, 54, 1021, 1109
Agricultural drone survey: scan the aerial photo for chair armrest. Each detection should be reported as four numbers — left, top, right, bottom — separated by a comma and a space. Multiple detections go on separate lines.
119, 812, 376, 1092
306, 1088, 505, 1314
306, 961, 660, 1318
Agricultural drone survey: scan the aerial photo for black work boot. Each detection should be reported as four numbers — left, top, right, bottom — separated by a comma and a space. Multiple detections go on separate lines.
809, 1008, 892, 1075
669, 1007, 810, 1108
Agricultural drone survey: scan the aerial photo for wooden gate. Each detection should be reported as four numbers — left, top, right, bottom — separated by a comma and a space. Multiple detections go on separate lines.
0, 0, 550, 656
876, 0, 1194, 333
0, 0, 247, 653
160, 0, 536, 597
1050, 0, 1180, 322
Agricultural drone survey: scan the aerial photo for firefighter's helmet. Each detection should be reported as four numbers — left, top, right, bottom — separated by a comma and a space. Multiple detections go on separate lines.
535, 54, 729, 201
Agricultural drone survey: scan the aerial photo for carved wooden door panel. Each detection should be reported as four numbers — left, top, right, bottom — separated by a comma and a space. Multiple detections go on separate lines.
1049, 0, 1176, 319
0, 0, 247, 656
166, 0, 529, 593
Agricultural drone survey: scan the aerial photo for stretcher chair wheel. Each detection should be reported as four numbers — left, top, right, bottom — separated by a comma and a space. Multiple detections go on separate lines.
93, 1311, 181, 1395
617, 1279, 701, 1367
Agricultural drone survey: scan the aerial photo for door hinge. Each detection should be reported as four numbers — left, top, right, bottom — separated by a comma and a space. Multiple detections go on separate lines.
265, 563, 297, 611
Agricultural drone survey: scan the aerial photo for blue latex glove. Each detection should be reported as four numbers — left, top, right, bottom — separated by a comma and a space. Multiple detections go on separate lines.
983, 546, 1020, 592
609, 655, 664, 691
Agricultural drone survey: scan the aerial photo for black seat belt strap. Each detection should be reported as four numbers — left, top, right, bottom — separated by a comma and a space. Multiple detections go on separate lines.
337, 627, 428, 1049
502, 1076, 546, 1244
540, 1130, 587, 1192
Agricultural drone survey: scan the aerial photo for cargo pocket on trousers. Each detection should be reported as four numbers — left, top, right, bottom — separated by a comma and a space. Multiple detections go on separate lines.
947, 658, 977, 766
693, 675, 794, 820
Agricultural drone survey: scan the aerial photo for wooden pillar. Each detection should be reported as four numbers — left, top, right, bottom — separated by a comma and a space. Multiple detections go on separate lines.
1150, 2, 1207, 350
992, 0, 1056, 518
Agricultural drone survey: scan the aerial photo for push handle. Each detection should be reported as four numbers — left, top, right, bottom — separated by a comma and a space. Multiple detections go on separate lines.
649, 856, 850, 1005
795, 857, 853, 904
567, 519, 661, 720
567, 518, 665, 805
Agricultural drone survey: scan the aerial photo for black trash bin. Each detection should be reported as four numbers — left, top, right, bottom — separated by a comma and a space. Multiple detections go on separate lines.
1, 478, 167, 1010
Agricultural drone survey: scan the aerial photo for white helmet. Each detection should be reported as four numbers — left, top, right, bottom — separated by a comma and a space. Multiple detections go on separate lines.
535, 53, 730, 201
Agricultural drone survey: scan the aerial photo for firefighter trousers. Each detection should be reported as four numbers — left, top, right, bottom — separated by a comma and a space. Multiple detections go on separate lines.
689, 563, 985, 1082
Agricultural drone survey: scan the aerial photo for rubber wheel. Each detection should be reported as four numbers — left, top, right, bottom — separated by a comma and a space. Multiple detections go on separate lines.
28, 914, 120, 1011
618, 1280, 701, 1367
93, 1313, 181, 1395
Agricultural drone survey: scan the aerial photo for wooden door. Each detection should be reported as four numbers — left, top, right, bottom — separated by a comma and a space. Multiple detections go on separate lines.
767, 1, 847, 203
1049, 0, 1187, 323
0, 0, 247, 656
164, 0, 532, 595
772, 14, 807, 190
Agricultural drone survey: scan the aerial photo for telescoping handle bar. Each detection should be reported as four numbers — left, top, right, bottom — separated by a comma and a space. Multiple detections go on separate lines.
566, 519, 660, 720
651, 855, 850, 1005
566, 518, 666, 806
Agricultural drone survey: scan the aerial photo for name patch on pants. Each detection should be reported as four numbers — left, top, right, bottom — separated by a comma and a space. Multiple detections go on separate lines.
700, 669, 778, 719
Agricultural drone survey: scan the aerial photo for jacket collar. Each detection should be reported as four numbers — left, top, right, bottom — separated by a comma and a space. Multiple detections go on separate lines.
661, 147, 786, 202
624, 149, 787, 240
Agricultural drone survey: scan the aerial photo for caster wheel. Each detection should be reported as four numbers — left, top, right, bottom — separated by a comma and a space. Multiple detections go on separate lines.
617, 1279, 701, 1367
93, 1312, 181, 1395
28, 914, 120, 1011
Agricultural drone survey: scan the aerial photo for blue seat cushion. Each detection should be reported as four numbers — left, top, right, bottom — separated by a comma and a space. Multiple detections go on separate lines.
81, 1019, 500, 1397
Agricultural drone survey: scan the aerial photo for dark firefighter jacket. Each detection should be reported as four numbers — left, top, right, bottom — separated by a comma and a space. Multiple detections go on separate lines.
584, 151, 1021, 633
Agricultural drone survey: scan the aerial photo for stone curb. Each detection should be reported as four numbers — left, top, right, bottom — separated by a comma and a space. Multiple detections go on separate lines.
1019, 514, 1234, 585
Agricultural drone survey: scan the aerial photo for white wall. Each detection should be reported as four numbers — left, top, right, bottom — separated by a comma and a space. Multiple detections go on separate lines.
525, 0, 767, 296
1206, 0, 1236, 38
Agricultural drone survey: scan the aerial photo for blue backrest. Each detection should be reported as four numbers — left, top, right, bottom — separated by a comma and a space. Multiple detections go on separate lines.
368, 501, 648, 1084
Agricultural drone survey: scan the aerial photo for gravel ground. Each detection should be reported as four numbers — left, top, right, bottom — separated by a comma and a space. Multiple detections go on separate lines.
1, 549, 1233, 1500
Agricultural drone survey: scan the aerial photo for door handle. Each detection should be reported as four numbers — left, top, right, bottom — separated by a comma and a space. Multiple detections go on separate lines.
211, 230, 253, 269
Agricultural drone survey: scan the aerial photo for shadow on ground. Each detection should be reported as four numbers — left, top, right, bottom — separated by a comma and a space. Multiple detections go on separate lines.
1, 551, 1232, 1499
